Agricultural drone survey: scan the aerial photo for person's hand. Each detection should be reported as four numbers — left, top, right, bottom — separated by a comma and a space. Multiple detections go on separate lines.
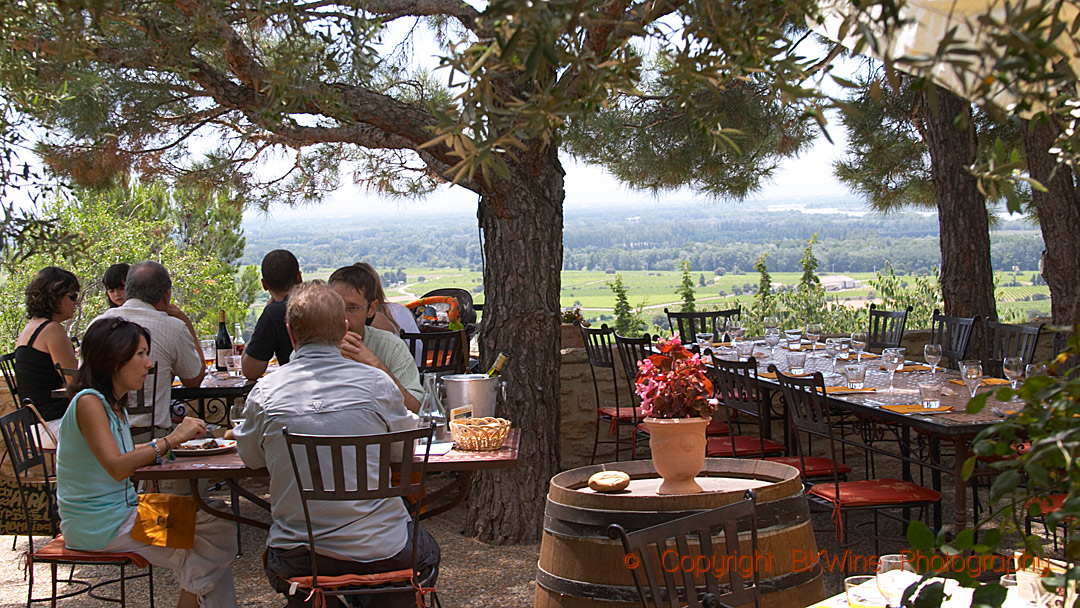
339, 331, 382, 368
163, 303, 191, 323
168, 417, 206, 445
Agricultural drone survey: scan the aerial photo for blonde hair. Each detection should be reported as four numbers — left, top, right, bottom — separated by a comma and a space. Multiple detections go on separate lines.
285, 280, 346, 347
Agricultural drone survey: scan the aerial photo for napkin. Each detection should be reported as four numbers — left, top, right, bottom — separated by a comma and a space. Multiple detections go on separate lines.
881, 404, 954, 414
824, 387, 877, 394
856, 352, 881, 359
711, 342, 733, 348
878, 364, 933, 372
948, 378, 1012, 387
759, 371, 812, 379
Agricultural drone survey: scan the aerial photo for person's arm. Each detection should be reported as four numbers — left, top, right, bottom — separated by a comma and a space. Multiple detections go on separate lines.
163, 302, 199, 344
76, 394, 205, 481
339, 331, 421, 412
241, 353, 269, 380
42, 323, 78, 373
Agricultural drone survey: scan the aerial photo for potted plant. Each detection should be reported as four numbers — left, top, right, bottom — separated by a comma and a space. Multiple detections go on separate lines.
561, 307, 589, 349
636, 335, 716, 494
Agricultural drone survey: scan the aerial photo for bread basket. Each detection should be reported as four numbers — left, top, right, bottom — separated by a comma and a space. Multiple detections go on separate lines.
449, 417, 511, 451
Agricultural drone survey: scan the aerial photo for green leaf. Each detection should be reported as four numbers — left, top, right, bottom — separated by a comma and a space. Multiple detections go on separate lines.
967, 393, 989, 414
961, 456, 976, 481
909, 580, 945, 608
971, 583, 1007, 607
907, 520, 935, 551
954, 528, 974, 551
989, 469, 1021, 503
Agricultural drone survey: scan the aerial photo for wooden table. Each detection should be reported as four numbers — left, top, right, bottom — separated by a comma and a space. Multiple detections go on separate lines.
133, 428, 521, 529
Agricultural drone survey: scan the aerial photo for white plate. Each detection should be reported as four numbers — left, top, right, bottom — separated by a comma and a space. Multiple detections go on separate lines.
173, 439, 237, 456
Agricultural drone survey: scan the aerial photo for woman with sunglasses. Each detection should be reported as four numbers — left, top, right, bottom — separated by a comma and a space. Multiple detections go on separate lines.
14, 267, 81, 433
57, 317, 238, 608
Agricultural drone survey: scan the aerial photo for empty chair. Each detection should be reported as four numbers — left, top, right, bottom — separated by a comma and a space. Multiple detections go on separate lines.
704, 359, 785, 459
867, 304, 912, 351
399, 330, 467, 375
929, 309, 978, 369
582, 324, 639, 463
984, 321, 1043, 378
664, 307, 739, 342
0, 351, 19, 399
614, 332, 655, 459
126, 363, 159, 441
608, 490, 760, 608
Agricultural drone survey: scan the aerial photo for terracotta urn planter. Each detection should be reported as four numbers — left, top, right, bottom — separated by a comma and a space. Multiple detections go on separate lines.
561, 323, 585, 349
645, 417, 708, 494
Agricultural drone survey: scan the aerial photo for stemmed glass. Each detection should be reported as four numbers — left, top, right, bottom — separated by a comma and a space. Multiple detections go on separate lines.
1003, 357, 1025, 401
851, 331, 868, 362
229, 403, 246, 429
695, 332, 713, 355
806, 323, 822, 355
728, 319, 744, 343
764, 328, 781, 362
876, 554, 915, 608
924, 344, 942, 375
960, 360, 984, 398
762, 316, 779, 331
824, 338, 840, 365
882, 348, 902, 392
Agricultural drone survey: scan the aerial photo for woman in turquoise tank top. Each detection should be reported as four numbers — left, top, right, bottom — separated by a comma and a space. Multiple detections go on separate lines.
57, 317, 238, 608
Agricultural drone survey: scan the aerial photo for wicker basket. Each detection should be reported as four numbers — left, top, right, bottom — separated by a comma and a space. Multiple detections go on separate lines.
449, 417, 511, 451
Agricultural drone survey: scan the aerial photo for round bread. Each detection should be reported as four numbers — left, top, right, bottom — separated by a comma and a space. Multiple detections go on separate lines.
588, 470, 630, 493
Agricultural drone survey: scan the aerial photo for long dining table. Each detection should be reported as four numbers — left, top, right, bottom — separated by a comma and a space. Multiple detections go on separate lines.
133, 428, 521, 529
710, 342, 1014, 533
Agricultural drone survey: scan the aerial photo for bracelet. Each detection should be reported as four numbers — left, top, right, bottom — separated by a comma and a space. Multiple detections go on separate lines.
147, 441, 163, 466
162, 437, 175, 461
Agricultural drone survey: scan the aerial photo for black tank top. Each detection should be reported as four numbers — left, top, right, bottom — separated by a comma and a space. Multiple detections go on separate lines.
14, 321, 68, 421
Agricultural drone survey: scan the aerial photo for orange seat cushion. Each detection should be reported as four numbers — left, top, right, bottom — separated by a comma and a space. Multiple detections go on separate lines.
34, 536, 149, 568
706, 435, 785, 457
765, 456, 852, 478
705, 419, 730, 435
598, 407, 643, 422
285, 568, 414, 589
808, 479, 941, 507
1029, 494, 1068, 515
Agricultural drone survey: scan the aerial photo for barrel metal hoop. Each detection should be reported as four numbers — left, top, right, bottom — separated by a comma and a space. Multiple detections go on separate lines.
542, 491, 810, 538
535, 563, 823, 601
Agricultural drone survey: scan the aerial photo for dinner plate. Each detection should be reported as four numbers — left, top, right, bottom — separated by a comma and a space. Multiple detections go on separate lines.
173, 439, 237, 456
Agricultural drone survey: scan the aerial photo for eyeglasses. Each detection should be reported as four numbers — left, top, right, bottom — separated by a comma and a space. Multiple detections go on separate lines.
345, 305, 369, 314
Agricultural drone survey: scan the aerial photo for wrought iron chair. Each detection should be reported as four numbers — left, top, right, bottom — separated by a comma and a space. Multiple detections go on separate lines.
867, 304, 912, 351
123, 363, 160, 441
279, 424, 440, 607
769, 365, 939, 567
984, 321, 1043, 378
929, 309, 978, 369
0, 405, 154, 608
704, 359, 785, 460
582, 324, 640, 463
614, 332, 655, 459
608, 490, 761, 608
400, 330, 467, 375
663, 308, 739, 342
0, 351, 19, 400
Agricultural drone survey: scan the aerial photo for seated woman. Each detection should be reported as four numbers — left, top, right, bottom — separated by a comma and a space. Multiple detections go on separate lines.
103, 263, 130, 308
14, 267, 80, 432
56, 318, 238, 608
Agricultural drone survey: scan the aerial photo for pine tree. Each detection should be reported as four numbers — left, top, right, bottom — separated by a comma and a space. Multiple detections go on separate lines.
677, 261, 696, 312
800, 234, 821, 289
609, 274, 634, 335
754, 254, 773, 304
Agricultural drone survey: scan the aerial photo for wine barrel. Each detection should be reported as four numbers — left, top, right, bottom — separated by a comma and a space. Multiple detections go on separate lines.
535, 459, 825, 608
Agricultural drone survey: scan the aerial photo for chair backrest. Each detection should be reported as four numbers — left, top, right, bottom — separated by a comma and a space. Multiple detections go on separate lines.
0, 404, 57, 541
768, 365, 844, 489
582, 324, 620, 410
868, 304, 911, 350
127, 363, 160, 428
663, 308, 739, 342
52, 362, 78, 381
615, 333, 653, 406
399, 330, 466, 374
984, 321, 1043, 376
0, 351, 18, 398
420, 287, 477, 336
608, 490, 760, 608
708, 358, 771, 459
929, 309, 978, 368
283, 424, 435, 586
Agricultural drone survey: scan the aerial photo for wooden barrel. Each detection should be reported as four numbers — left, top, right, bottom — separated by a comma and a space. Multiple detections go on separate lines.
534, 459, 825, 608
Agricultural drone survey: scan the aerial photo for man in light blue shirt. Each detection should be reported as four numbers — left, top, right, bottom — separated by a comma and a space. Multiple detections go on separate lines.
233, 280, 439, 607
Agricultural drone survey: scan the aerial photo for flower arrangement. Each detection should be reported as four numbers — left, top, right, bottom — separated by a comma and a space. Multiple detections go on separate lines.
636, 334, 715, 419
561, 306, 590, 326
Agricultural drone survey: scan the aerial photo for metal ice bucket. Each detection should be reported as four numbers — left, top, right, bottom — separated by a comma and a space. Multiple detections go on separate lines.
441, 374, 506, 418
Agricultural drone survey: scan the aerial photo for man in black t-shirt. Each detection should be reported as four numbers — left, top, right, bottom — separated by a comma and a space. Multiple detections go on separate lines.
242, 250, 302, 380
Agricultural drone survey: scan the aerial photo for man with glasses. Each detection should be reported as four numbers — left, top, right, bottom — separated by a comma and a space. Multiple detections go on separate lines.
91, 260, 205, 430
328, 264, 422, 412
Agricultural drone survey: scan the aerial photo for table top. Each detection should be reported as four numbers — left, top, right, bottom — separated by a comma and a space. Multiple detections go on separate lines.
134, 428, 520, 480
171, 374, 255, 399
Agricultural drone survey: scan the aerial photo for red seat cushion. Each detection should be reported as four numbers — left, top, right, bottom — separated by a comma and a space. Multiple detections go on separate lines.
1029, 494, 1068, 515
34, 536, 150, 568
706, 435, 785, 457
285, 568, 414, 589
765, 456, 852, 478
705, 419, 730, 435
598, 406, 643, 422
808, 479, 941, 507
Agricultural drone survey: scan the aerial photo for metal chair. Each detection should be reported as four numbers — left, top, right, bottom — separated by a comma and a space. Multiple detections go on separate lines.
582, 324, 639, 463
704, 359, 786, 460
0, 351, 19, 399
0, 405, 154, 608
867, 304, 911, 351
608, 490, 761, 608
126, 363, 159, 440
400, 330, 467, 375
929, 309, 978, 369
769, 365, 939, 567
664, 308, 739, 342
984, 321, 1043, 378
614, 332, 654, 459
279, 424, 440, 608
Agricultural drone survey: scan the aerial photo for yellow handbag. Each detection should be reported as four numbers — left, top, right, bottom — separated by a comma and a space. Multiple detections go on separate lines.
130, 493, 197, 550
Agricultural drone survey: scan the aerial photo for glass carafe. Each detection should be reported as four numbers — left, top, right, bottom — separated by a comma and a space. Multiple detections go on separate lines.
418, 373, 448, 442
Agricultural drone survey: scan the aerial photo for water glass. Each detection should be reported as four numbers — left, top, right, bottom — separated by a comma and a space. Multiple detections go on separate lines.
924, 343, 942, 374
226, 354, 242, 376
851, 331, 868, 361
806, 323, 822, 353
762, 316, 779, 330
1026, 363, 1047, 377
960, 360, 984, 398
824, 337, 840, 362
695, 332, 713, 353
894, 347, 907, 371
229, 403, 246, 429
918, 379, 943, 408
845, 575, 885, 608
736, 340, 753, 362
845, 364, 865, 389
786, 335, 802, 351
1003, 356, 1025, 396
788, 351, 807, 375
837, 339, 851, 361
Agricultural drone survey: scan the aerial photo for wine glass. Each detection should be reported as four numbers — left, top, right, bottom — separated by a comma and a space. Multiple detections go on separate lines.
824, 337, 840, 364
229, 403, 246, 429
728, 319, 744, 343
876, 554, 915, 608
1003, 357, 1025, 401
882, 348, 902, 392
806, 323, 822, 355
851, 331, 868, 362
924, 343, 942, 375
762, 315, 779, 330
960, 360, 984, 398
695, 332, 713, 355
764, 328, 781, 362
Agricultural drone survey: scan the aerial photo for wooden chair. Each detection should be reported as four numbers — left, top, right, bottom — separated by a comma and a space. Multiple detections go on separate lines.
614, 332, 655, 460
867, 304, 911, 351
769, 365, 939, 566
984, 321, 1043, 378
279, 424, 440, 608
399, 330, 467, 375
608, 490, 761, 608
0, 351, 19, 399
663, 308, 739, 342
929, 309, 978, 369
704, 359, 786, 460
0, 405, 154, 608
582, 324, 640, 463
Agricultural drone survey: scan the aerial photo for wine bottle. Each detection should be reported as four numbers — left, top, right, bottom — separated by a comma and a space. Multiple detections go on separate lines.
215, 310, 232, 372
233, 322, 245, 356
486, 353, 508, 377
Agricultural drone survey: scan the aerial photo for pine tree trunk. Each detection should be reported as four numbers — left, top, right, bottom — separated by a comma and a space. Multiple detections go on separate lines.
1024, 118, 1080, 327
464, 143, 564, 543
914, 85, 997, 356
